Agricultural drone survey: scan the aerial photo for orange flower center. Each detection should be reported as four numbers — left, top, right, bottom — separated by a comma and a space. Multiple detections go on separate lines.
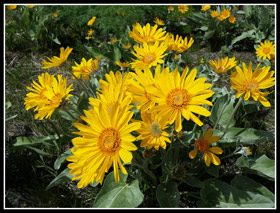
263, 47, 271, 54
50, 93, 62, 107
195, 138, 209, 153
98, 128, 120, 154
217, 66, 226, 73
142, 54, 156, 64
245, 80, 259, 92
39, 88, 47, 100
166, 88, 190, 110
150, 121, 162, 137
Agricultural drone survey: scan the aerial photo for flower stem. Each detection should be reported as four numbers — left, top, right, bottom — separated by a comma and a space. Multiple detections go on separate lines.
220, 97, 243, 140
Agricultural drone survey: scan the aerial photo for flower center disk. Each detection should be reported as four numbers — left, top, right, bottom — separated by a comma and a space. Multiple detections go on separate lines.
167, 88, 190, 110
150, 121, 162, 137
195, 138, 209, 153
99, 128, 121, 154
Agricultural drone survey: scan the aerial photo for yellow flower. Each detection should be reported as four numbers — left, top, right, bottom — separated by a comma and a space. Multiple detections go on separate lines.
167, 34, 194, 53
72, 58, 98, 81
220, 8, 231, 19
189, 129, 223, 167
177, 5, 189, 14
24, 72, 73, 120
7, 5, 17, 10
110, 37, 118, 44
27, 5, 35, 8
123, 43, 132, 49
148, 65, 214, 132
154, 17, 165, 26
201, 5, 211, 11
87, 29, 94, 36
87, 16, 96, 26
51, 13, 58, 18
129, 22, 168, 45
127, 67, 159, 111
115, 60, 130, 68
230, 62, 275, 107
67, 102, 141, 188
217, 14, 226, 21
42, 46, 73, 69
168, 6, 174, 12
98, 70, 133, 99
255, 40, 275, 61
210, 10, 219, 18
89, 79, 133, 116
130, 42, 168, 70
209, 57, 238, 74
136, 111, 171, 150
228, 15, 236, 23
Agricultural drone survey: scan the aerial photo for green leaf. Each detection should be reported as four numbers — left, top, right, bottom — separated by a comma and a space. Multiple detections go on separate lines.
235, 156, 250, 168
246, 155, 275, 180
205, 164, 220, 178
85, 46, 109, 60
200, 178, 274, 208
26, 146, 52, 156
210, 94, 236, 128
14, 135, 58, 147
203, 30, 215, 40
93, 170, 144, 208
231, 29, 255, 46
113, 46, 121, 61
183, 176, 203, 188
45, 168, 74, 191
230, 175, 274, 203
156, 182, 180, 207
54, 149, 72, 170
215, 127, 275, 145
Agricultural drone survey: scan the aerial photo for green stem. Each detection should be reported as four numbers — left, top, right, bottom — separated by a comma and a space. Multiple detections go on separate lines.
220, 97, 243, 140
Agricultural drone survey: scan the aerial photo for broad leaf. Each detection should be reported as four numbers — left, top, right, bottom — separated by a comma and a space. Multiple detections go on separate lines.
93, 170, 144, 208
156, 182, 180, 207
200, 178, 274, 208
230, 175, 274, 203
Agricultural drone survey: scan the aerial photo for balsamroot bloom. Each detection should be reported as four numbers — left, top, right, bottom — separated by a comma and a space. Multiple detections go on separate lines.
24, 72, 73, 120
42, 46, 73, 69
255, 40, 275, 61
189, 129, 223, 167
129, 22, 168, 45
209, 56, 238, 74
130, 42, 168, 70
136, 111, 171, 150
67, 102, 141, 188
230, 62, 275, 107
148, 65, 214, 132
71, 58, 98, 80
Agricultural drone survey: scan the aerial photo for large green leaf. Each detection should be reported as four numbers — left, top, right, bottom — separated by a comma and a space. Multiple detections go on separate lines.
230, 175, 274, 203
156, 182, 180, 207
93, 170, 144, 208
200, 178, 274, 208
214, 127, 275, 145
236, 155, 275, 181
231, 29, 255, 46
210, 94, 236, 128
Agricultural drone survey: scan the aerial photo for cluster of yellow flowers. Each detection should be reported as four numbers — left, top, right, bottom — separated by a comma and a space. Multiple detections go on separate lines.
23, 19, 275, 189
209, 8, 236, 23
86, 16, 96, 40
